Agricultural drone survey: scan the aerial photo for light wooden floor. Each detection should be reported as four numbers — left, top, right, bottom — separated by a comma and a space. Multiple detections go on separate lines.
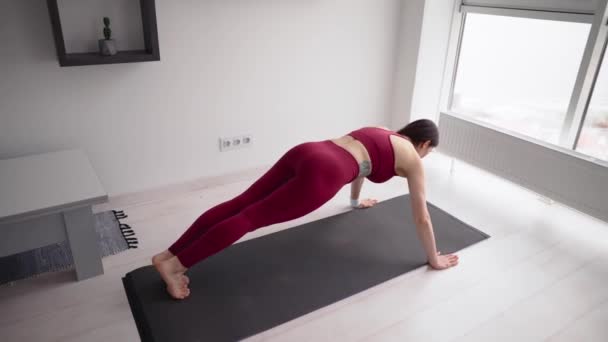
1, 153, 607, 342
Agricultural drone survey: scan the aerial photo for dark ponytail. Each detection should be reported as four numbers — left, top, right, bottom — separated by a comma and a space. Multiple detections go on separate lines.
397, 119, 439, 147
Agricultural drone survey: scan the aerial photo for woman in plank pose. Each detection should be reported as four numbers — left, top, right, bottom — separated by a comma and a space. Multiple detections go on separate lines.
153, 119, 459, 299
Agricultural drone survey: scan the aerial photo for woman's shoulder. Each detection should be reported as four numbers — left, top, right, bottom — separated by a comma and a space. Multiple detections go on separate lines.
391, 134, 419, 176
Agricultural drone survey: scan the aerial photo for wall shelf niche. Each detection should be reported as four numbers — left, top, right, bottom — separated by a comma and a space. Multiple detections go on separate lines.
46, 0, 160, 67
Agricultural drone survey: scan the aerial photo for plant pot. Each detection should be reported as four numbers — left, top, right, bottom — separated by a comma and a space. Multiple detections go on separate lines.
98, 39, 117, 56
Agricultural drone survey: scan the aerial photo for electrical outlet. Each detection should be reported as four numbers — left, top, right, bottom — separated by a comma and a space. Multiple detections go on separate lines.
242, 135, 252, 145
219, 134, 253, 152
219, 138, 232, 152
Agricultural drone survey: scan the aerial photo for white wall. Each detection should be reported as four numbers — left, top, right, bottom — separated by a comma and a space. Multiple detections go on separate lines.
389, 0, 426, 130
390, 0, 457, 126
410, 0, 457, 123
0, 0, 401, 196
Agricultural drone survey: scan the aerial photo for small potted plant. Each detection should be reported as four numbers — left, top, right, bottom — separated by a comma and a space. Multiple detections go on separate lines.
98, 17, 117, 56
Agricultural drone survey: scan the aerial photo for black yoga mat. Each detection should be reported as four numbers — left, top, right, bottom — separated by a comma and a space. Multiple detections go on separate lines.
123, 195, 489, 342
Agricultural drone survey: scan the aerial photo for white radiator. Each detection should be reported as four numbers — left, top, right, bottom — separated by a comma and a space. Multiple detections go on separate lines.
438, 112, 608, 223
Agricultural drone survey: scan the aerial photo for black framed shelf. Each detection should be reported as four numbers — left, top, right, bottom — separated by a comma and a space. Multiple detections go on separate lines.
59, 50, 159, 67
47, 0, 160, 67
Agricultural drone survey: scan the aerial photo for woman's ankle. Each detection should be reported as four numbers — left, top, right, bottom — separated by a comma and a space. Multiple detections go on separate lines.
152, 250, 174, 265
168, 256, 187, 273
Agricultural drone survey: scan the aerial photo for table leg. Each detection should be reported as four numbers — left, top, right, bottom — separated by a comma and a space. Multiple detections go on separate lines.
63, 206, 104, 280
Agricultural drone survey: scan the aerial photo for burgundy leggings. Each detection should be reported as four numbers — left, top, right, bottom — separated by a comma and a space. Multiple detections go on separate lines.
168, 140, 360, 268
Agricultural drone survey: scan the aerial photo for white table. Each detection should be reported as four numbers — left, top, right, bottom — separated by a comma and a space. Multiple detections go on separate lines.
0, 149, 108, 281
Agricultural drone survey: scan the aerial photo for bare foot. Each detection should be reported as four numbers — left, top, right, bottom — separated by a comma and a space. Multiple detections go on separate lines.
152, 250, 174, 266
155, 256, 191, 300
152, 251, 190, 286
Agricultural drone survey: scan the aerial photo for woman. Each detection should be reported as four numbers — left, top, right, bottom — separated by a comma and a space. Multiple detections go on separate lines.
153, 119, 459, 299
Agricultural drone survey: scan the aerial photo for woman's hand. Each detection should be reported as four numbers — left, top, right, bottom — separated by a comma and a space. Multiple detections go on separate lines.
429, 251, 459, 270
356, 198, 378, 209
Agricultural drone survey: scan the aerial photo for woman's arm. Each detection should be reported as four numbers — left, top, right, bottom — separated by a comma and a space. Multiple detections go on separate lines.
350, 176, 364, 201
406, 159, 459, 269
350, 177, 377, 208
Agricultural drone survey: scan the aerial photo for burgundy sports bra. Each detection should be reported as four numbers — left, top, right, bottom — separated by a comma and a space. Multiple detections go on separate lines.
347, 127, 404, 183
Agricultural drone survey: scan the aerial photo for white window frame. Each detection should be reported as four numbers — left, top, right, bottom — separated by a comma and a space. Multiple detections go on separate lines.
438, 0, 608, 151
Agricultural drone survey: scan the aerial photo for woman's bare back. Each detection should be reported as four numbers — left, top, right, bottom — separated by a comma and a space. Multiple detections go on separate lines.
330, 127, 418, 179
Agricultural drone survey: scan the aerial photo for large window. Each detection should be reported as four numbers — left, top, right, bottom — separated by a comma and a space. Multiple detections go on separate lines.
576, 48, 608, 161
452, 13, 591, 145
